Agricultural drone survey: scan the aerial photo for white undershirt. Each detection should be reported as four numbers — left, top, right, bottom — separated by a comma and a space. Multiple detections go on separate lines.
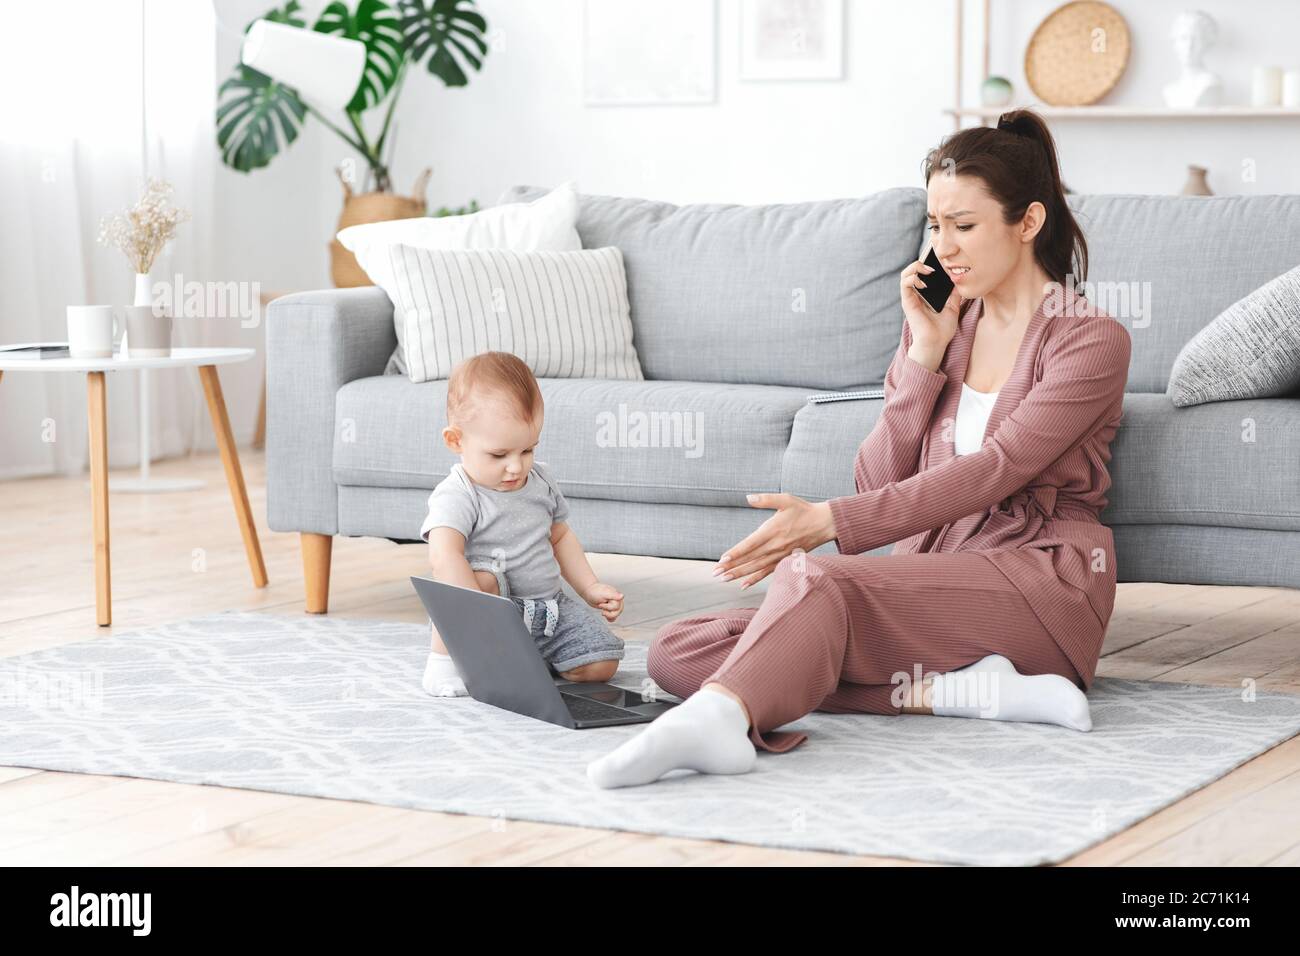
954, 382, 999, 455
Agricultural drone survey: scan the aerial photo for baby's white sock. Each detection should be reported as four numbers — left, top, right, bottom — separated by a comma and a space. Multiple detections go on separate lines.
586, 686, 756, 789
929, 654, 1091, 731
422, 650, 468, 698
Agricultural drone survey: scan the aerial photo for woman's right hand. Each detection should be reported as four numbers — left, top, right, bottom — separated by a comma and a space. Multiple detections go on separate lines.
900, 257, 963, 359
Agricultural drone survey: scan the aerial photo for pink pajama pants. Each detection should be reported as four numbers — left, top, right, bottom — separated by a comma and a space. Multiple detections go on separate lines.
646, 550, 1083, 753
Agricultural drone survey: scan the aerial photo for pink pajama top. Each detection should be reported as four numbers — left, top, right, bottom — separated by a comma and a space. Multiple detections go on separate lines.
826, 283, 1132, 687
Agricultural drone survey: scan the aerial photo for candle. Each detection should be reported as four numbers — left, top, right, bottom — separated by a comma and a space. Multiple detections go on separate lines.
1251, 66, 1283, 107
1283, 70, 1300, 108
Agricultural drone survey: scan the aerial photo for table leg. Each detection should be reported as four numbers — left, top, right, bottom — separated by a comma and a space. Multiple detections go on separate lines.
87, 371, 112, 626
253, 377, 266, 450
198, 365, 269, 588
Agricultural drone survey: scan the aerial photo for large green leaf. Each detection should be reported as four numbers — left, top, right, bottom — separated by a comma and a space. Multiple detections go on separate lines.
216, 65, 308, 172
214, 1, 311, 172
314, 0, 405, 113
261, 0, 308, 28
397, 0, 488, 87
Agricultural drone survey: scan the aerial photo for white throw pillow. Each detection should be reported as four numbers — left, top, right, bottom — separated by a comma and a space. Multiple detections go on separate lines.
337, 181, 583, 374
382, 243, 644, 384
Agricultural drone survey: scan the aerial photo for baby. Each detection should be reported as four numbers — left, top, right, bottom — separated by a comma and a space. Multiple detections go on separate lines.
420, 351, 627, 697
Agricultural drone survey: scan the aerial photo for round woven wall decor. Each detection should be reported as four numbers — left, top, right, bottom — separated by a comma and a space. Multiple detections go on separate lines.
1024, 1, 1131, 106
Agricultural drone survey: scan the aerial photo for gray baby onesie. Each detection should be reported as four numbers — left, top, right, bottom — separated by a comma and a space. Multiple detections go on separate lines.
421, 461, 569, 599
420, 461, 624, 673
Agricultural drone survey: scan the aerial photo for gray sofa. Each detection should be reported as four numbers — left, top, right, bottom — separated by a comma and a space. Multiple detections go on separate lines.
267, 186, 1300, 611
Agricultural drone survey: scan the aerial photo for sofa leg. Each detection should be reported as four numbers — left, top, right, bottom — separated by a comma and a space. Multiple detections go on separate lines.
301, 533, 333, 614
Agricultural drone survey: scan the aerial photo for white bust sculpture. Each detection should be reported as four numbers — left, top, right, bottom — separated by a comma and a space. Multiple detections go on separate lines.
1162, 11, 1222, 107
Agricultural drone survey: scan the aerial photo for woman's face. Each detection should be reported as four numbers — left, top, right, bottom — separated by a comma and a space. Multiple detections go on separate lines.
926, 173, 1040, 300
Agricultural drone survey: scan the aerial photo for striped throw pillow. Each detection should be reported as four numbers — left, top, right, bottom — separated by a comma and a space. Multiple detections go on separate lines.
385, 244, 644, 384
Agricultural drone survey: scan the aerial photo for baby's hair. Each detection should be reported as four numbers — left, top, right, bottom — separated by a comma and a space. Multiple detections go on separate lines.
446, 351, 543, 428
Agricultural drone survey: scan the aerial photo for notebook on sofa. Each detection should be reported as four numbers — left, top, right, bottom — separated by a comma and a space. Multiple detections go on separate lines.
806, 388, 885, 404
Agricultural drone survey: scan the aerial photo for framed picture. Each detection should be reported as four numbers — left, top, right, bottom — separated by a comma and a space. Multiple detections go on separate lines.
583, 0, 717, 105
739, 0, 844, 81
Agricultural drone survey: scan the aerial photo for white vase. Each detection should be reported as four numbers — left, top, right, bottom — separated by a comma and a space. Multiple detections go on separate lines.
120, 272, 152, 354
981, 75, 1013, 107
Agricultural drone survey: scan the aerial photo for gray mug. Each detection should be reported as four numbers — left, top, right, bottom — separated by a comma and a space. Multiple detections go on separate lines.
124, 305, 172, 358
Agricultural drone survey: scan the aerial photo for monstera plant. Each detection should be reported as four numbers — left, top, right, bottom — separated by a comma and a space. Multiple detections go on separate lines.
216, 0, 490, 285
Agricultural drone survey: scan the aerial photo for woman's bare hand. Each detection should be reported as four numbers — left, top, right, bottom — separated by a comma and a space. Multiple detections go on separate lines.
900, 256, 963, 356
712, 494, 838, 589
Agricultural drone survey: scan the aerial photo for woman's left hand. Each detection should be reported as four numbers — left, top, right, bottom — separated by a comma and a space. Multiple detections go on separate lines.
713, 494, 839, 589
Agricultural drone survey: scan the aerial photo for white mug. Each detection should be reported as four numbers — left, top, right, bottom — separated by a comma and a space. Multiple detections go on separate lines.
66, 305, 121, 358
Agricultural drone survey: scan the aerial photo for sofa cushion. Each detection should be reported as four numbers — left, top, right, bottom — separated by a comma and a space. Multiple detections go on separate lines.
1066, 193, 1300, 393
333, 375, 818, 507
1104, 393, 1300, 530
1166, 263, 1300, 407
780, 397, 885, 501
780, 392, 1300, 532
498, 184, 925, 389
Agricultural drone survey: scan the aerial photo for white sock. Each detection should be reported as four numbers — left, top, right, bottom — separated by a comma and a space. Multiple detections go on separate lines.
929, 654, 1092, 731
586, 687, 757, 789
422, 650, 468, 698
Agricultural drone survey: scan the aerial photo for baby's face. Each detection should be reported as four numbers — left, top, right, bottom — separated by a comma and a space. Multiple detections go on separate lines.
446, 400, 543, 492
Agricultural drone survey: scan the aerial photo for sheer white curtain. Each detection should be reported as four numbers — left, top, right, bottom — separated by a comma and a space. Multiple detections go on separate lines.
0, 0, 221, 479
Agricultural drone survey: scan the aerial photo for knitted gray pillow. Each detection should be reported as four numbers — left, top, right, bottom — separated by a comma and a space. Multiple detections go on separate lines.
1167, 264, 1300, 407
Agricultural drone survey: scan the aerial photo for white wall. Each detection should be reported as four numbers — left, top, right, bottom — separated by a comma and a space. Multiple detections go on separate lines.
389, 0, 951, 206
370, 0, 1300, 211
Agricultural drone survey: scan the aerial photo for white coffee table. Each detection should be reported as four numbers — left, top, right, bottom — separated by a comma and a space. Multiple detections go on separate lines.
0, 347, 268, 625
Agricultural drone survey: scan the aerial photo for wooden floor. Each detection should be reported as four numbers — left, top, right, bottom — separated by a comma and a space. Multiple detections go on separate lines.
2, 451, 1298, 866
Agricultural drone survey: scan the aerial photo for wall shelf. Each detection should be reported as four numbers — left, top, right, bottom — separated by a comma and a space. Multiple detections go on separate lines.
949, 2, 1300, 128
948, 105, 1300, 122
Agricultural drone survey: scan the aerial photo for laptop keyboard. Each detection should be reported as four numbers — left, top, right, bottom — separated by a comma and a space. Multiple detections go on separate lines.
563, 695, 637, 721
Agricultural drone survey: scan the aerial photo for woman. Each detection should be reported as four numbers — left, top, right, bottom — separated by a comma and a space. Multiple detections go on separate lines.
587, 109, 1132, 790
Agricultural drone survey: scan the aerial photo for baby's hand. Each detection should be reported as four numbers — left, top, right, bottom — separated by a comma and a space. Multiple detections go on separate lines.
583, 582, 624, 622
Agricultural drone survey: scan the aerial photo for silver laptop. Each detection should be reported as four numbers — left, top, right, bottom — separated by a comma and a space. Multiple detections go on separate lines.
410, 576, 678, 729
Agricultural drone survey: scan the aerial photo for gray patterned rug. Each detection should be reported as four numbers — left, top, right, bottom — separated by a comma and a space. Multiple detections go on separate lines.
1, 611, 1298, 866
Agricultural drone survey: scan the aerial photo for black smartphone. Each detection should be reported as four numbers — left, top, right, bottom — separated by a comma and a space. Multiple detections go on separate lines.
918, 246, 955, 313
